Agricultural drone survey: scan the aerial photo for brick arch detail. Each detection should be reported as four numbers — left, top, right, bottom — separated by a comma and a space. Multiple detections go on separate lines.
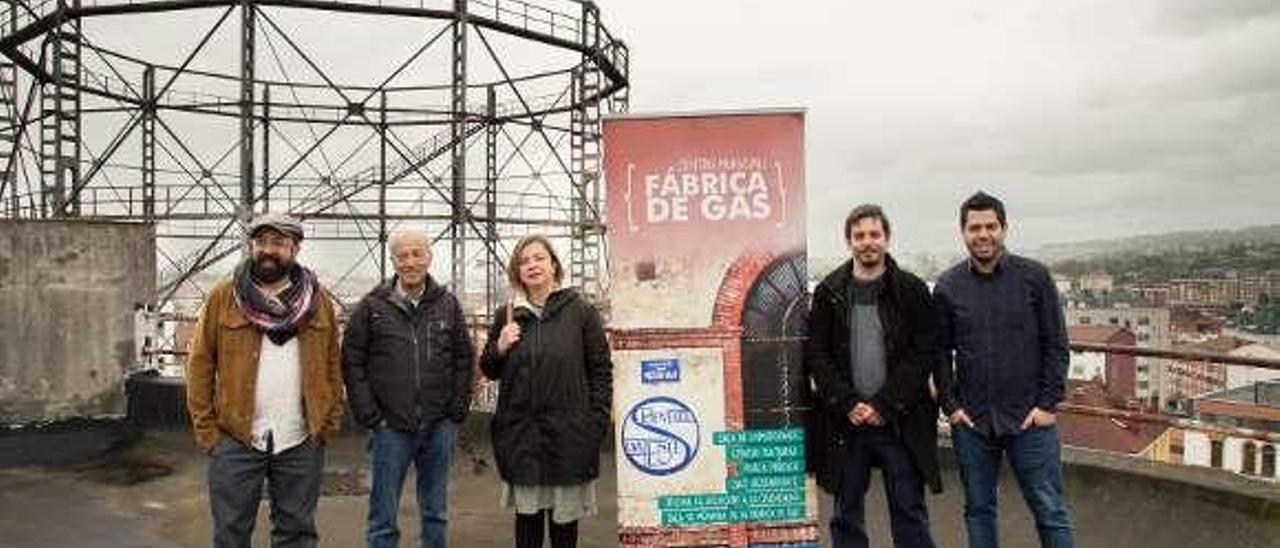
711, 252, 779, 328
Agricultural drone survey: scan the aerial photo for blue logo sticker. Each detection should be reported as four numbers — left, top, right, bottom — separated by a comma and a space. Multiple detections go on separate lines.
622, 396, 700, 476
641, 358, 681, 384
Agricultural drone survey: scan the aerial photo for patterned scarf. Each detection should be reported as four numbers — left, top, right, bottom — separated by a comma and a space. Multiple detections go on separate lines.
232, 258, 319, 345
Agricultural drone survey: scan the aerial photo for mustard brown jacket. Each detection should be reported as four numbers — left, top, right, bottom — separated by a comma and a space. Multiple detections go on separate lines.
185, 278, 345, 453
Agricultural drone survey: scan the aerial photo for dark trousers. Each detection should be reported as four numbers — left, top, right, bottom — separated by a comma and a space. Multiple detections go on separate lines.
207, 435, 325, 548
514, 510, 578, 548
831, 426, 937, 548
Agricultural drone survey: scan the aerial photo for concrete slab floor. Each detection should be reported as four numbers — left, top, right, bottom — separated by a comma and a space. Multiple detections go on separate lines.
1, 430, 1276, 547
0, 430, 620, 548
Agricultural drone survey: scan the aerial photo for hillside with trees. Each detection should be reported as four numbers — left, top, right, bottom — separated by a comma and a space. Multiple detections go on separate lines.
1049, 241, 1280, 284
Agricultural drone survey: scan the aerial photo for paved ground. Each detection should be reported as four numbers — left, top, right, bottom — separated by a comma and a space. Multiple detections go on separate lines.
1, 427, 1277, 547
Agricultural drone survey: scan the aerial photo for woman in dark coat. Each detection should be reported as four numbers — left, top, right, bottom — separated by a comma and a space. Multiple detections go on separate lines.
480, 235, 613, 548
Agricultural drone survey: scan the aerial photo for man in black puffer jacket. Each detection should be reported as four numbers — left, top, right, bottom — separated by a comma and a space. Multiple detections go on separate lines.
807, 204, 941, 548
342, 228, 474, 548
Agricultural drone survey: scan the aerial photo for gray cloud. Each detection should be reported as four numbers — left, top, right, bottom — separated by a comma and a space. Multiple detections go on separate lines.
36, 1, 1280, 264
1149, 0, 1280, 36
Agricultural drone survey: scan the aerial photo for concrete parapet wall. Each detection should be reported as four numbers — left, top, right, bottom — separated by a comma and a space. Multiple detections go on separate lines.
0, 220, 155, 423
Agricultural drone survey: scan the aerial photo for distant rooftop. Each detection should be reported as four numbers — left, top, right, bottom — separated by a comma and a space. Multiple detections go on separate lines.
1175, 335, 1253, 354
1198, 381, 1280, 409
1060, 406, 1170, 455
1068, 324, 1134, 344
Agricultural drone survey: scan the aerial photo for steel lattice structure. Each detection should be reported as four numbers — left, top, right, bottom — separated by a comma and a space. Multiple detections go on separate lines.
0, 0, 629, 318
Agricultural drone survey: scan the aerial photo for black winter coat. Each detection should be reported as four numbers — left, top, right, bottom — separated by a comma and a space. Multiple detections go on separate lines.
479, 288, 613, 486
341, 276, 475, 431
806, 255, 943, 494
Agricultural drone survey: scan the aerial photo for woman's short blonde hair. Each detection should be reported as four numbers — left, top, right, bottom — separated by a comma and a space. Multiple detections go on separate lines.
506, 234, 564, 294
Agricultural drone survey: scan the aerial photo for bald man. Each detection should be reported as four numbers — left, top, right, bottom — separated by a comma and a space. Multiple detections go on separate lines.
342, 229, 475, 548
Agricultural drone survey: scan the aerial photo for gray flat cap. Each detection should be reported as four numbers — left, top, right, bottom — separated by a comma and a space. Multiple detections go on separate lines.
248, 212, 305, 241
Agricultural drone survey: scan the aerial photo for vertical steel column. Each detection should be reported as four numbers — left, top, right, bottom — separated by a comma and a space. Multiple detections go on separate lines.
261, 83, 270, 211
378, 91, 389, 280
570, 1, 603, 300
569, 66, 580, 282
239, 0, 255, 214
0, 9, 17, 218
40, 4, 59, 217
141, 65, 156, 219
40, 0, 82, 217
450, 0, 468, 294
484, 84, 497, 316
68, 0, 81, 216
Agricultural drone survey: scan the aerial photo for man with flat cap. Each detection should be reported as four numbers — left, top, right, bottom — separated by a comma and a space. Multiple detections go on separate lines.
186, 212, 345, 548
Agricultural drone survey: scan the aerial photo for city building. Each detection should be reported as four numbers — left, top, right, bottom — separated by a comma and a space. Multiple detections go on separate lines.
1167, 337, 1238, 408
1182, 425, 1279, 481
1130, 283, 1171, 308
1066, 307, 1170, 408
1225, 342, 1280, 391
1068, 325, 1139, 403
1168, 278, 1240, 309
1195, 381, 1280, 433
1078, 270, 1115, 294
1170, 307, 1226, 342
1234, 271, 1272, 307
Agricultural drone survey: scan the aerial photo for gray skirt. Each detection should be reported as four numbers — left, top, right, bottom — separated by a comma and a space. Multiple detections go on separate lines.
500, 479, 599, 524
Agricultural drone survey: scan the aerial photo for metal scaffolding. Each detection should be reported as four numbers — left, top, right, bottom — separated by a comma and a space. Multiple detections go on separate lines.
0, 0, 630, 318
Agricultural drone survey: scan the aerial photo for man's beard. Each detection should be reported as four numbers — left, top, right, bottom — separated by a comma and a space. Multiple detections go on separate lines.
251, 254, 292, 283
854, 248, 884, 269
968, 242, 1003, 265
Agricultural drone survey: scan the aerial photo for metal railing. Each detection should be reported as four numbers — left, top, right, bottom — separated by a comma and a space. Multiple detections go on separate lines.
1059, 339, 1279, 483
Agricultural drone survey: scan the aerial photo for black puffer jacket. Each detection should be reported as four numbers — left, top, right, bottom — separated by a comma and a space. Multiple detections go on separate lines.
479, 288, 612, 486
806, 255, 942, 494
341, 276, 475, 431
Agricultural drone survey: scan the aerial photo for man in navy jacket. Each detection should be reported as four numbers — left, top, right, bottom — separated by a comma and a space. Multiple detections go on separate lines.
934, 191, 1074, 548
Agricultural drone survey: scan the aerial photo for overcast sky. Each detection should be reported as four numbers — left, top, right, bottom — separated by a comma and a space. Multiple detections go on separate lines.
599, 0, 1280, 259
47, 0, 1280, 271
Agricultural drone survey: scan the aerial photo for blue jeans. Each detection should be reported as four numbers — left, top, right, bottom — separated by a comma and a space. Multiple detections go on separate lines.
952, 425, 1074, 548
207, 435, 324, 548
366, 419, 460, 548
830, 426, 937, 548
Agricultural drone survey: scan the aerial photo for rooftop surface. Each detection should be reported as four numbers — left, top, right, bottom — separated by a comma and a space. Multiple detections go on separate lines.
1, 421, 1276, 548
